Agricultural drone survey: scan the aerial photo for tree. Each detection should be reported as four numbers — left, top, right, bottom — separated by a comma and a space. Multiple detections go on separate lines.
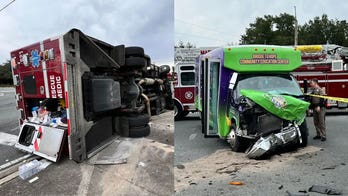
241, 13, 348, 47
240, 13, 295, 45
240, 15, 274, 44
272, 13, 295, 45
0, 60, 13, 85
299, 15, 331, 45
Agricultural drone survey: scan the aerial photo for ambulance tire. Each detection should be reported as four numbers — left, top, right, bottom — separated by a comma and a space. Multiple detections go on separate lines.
159, 65, 171, 77
144, 55, 151, 67
125, 57, 146, 69
125, 47, 145, 57
129, 124, 151, 138
298, 120, 308, 147
127, 114, 150, 128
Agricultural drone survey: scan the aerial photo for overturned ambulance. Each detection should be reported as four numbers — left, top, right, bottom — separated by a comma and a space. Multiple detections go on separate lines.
195, 45, 310, 158
10, 29, 172, 162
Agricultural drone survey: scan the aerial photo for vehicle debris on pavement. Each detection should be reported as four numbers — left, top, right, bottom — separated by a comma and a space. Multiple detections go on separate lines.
18, 159, 51, 180
286, 190, 309, 196
228, 181, 244, 186
308, 185, 342, 195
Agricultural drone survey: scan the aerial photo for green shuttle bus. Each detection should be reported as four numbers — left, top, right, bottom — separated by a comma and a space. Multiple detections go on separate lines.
195, 45, 310, 158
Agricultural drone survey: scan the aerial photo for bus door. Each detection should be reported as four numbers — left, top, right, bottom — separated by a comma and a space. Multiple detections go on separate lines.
203, 59, 220, 137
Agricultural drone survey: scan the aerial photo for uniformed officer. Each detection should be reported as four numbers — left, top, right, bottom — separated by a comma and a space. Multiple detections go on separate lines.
309, 78, 326, 141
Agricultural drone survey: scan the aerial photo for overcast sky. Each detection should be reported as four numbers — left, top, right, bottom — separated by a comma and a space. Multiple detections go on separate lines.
0, 0, 173, 65
175, 0, 348, 47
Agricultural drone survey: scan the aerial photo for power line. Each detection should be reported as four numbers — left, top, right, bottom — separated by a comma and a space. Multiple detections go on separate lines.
175, 18, 241, 36
176, 32, 225, 42
0, 0, 15, 13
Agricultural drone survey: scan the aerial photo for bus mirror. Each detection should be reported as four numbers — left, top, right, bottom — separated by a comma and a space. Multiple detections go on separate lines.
228, 72, 238, 90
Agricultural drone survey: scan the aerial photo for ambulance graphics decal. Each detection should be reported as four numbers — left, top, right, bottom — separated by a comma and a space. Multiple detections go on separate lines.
30, 49, 41, 67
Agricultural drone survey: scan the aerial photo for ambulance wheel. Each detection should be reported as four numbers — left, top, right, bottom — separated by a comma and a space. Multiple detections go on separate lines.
298, 120, 308, 147
129, 124, 151, 138
144, 55, 151, 67
125, 47, 144, 57
229, 126, 244, 152
125, 57, 147, 69
127, 114, 150, 127
159, 65, 170, 77
174, 100, 183, 121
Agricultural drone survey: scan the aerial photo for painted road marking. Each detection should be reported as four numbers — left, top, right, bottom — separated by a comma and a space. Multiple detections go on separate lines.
0, 132, 17, 146
10, 126, 19, 132
0, 154, 32, 171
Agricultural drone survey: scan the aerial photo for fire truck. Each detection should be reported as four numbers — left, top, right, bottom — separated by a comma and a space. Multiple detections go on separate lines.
292, 45, 348, 109
10, 29, 172, 162
173, 47, 216, 120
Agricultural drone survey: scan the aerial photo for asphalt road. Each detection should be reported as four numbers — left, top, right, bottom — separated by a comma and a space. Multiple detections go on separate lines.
174, 112, 348, 195
0, 87, 26, 166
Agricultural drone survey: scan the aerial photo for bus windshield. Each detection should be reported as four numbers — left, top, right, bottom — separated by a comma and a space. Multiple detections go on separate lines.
236, 74, 303, 97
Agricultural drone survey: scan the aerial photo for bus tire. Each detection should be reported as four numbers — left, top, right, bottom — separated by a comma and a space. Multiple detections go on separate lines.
129, 124, 151, 138
298, 120, 308, 147
229, 125, 244, 152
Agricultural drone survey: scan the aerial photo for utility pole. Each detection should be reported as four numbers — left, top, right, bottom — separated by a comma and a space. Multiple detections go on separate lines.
294, 6, 298, 46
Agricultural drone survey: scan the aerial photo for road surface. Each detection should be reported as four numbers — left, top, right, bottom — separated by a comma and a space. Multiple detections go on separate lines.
0, 87, 26, 166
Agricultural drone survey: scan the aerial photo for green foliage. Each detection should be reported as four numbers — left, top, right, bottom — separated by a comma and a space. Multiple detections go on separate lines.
240, 13, 295, 45
0, 60, 13, 85
241, 13, 348, 47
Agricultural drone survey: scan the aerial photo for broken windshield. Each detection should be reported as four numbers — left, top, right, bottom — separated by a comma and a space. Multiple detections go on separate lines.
236, 74, 303, 97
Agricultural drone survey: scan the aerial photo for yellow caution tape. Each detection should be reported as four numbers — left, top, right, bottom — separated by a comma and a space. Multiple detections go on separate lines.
307, 94, 348, 103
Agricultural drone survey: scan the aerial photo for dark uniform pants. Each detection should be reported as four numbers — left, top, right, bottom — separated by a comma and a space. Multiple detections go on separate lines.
313, 107, 326, 138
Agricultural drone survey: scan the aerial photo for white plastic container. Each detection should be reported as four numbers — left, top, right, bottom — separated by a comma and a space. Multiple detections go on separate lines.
18, 160, 42, 180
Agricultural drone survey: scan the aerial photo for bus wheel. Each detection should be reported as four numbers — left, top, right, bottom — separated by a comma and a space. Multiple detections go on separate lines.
298, 120, 308, 147
229, 126, 243, 152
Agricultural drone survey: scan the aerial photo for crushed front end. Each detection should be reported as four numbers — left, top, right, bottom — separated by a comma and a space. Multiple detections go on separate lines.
232, 89, 310, 158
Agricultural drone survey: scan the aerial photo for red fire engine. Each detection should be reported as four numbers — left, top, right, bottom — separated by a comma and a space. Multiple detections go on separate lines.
293, 45, 348, 109
173, 47, 216, 120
